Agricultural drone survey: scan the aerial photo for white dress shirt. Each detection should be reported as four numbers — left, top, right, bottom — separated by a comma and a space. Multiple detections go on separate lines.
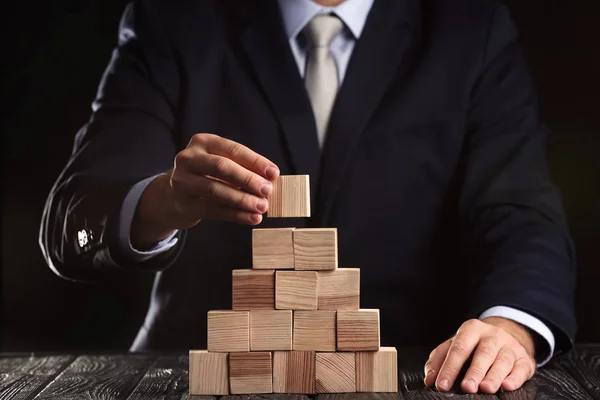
118, 0, 555, 366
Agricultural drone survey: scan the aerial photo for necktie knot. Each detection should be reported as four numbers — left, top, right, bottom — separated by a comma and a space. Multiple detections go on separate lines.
304, 14, 343, 48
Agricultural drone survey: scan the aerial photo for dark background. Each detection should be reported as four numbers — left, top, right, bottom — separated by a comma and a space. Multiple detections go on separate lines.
1, 0, 599, 352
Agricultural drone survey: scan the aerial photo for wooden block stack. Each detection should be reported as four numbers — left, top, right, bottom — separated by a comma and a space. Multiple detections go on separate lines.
189, 175, 398, 395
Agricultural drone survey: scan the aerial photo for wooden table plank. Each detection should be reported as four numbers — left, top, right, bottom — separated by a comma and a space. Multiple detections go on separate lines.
0, 374, 57, 400
316, 393, 404, 400
32, 354, 156, 400
127, 354, 192, 400
0, 355, 74, 376
218, 395, 311, 400
496, 380, 536, 400
403, 391, 497, 399
557, 344, 600, 399
0, 355, 75, 400
528, 367, 593, 400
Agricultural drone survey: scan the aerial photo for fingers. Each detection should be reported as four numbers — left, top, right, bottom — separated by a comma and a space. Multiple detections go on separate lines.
425, 319, 536, 395
501, 358, 536, 392
190, 133, 280, 180
436, 321, 481, 391
461, 336, 501, 393
478, 346, 517, 393
424, 339, 451, 387
165, 133, 280, 228
187, 151, 273, 197
171, 173, 268, 214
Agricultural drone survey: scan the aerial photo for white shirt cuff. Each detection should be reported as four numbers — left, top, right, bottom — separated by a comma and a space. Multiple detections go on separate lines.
479, 306, 555, 367
118, 175, 179, 262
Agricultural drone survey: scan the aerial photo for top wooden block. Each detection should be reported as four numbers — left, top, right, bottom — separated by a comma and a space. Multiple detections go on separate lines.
267, 175, 311, 218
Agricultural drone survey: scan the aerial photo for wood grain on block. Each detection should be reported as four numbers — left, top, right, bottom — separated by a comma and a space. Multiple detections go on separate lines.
250, 310, 293, 351
356, 347, 398, 392
207, 310, 249, 352
316, 352, 356, 393
267, 175, 311, 218
189, 350, 228, 395
337, 309, 380, 351
293, 311, 336, 351
252, 228, 295, 269
275, 271, 318, 310
317, 268, 360, 310
229, 352, 273, 394
293, 228, 338, 270
232, 269, 275, 310
273, 351, 316, 394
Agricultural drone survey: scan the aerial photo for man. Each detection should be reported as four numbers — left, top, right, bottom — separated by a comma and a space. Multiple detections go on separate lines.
40, 0, 576, 394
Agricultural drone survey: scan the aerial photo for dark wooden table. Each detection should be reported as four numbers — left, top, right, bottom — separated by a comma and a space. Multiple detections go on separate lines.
1, 345, 598, 399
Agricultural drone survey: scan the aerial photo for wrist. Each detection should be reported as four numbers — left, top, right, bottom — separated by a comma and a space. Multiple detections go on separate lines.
131, 173, 178, 250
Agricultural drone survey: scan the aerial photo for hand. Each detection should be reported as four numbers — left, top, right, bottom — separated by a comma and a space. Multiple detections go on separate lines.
131, 133, 280, 249
424, 318, 537, 394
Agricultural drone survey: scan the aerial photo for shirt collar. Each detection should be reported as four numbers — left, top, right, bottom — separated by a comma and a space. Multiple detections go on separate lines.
277, 0, 374, 41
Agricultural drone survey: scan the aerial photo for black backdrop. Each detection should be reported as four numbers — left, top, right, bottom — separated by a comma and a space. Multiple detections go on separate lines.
2, 0, 599, 352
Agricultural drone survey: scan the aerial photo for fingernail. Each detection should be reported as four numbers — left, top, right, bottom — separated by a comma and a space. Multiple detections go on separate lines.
463, 379, 476, 391
250, 213, 262, 224
266, 166, 279, 179
260, 182, 272, 197
256, 198, 268, 212
438, 379, 449, 390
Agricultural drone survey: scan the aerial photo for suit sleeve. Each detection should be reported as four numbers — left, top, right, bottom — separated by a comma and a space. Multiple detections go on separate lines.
460, 4, 576, 357
39, 0, 187, 283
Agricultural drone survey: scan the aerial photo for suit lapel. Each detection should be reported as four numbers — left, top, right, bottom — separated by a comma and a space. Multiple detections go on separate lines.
239, 1, 321, 200
315, 0, 421, 225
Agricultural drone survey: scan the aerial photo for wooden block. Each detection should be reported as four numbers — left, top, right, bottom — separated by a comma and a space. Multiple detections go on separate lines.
337, 309, 380, 351
229, 352, 273, 394
252, 228, 295, 269
232, 269, 275, 310
250, 310, 293, 351
318, 268, 360, 310
293, 311, 336, 351
316, 352, 356, 393
207, 310, 249, 352
273, 351, 316, 393
189, 350, 229, 395
356, 347, 398, 392
293, 228, 338, 270
267, 175, 311, 218
275, 271, 318, 310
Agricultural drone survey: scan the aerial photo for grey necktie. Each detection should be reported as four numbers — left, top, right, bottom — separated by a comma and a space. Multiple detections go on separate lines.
304, 14, 344, 149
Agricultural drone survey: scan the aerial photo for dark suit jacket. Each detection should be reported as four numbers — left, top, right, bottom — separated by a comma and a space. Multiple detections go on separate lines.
40, 0, 577, 358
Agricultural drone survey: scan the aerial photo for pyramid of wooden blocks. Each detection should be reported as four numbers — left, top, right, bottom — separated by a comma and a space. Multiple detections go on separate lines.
189, 174, 397, 395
